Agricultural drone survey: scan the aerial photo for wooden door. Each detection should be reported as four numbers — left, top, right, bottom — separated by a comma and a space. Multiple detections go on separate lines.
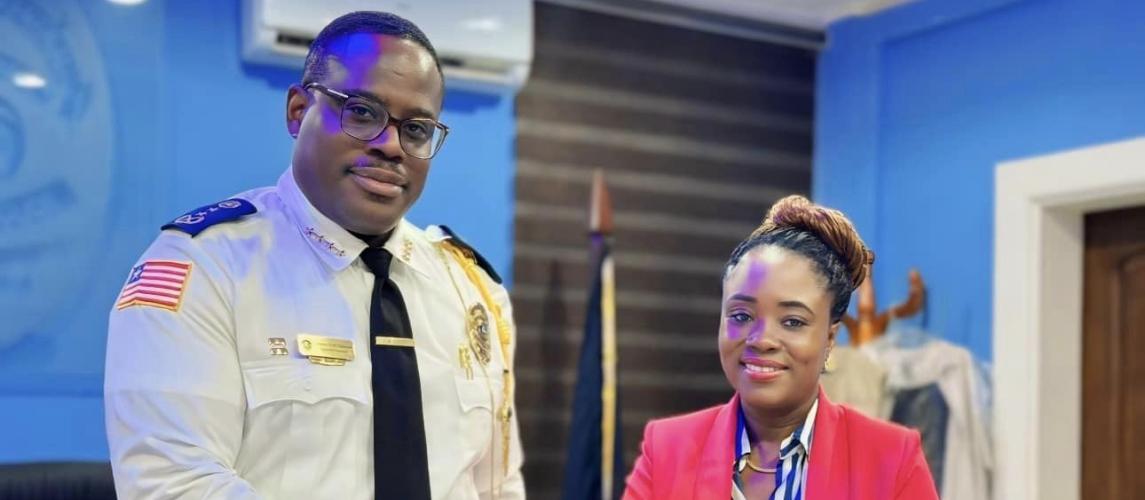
1082, 204, 1145, 499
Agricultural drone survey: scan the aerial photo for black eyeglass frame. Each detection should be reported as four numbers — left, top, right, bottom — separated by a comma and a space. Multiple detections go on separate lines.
305, 83, 450, 160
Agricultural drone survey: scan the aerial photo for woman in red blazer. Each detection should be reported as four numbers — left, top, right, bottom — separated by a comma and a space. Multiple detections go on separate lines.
624, 196, 938, 500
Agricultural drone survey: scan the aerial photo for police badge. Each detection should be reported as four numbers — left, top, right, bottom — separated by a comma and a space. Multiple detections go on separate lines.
467, 303, 492, 365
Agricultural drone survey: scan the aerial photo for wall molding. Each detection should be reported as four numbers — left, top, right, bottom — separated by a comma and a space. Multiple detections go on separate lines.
994, 136, 1145, 500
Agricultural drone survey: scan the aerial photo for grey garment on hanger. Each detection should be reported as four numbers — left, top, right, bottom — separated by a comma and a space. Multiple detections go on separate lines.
889, 383, 949, 492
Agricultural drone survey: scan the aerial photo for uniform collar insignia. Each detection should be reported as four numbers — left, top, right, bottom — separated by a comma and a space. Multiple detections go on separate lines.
278, 166, 433, 278
277, 167, 365, 271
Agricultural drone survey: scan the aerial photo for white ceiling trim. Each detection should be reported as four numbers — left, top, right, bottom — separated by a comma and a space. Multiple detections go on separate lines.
642, 0, 912, 30
540, 0, 912, 45
539, 0, 826, 50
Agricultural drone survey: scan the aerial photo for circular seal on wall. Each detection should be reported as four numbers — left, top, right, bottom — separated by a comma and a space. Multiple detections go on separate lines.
0, 1, 114, 349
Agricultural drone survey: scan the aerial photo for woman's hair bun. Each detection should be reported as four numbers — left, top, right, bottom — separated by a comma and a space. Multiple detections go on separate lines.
753, 195, 873, 289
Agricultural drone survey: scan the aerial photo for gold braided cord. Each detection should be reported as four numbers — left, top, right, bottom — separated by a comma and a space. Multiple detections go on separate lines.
441, 241, 515, 478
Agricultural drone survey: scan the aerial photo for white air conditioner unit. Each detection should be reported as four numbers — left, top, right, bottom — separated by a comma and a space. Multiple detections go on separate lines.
242, 0, 533, 94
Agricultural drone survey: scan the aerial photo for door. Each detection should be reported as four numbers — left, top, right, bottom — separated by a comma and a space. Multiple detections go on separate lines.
1082, 204, 1145, 499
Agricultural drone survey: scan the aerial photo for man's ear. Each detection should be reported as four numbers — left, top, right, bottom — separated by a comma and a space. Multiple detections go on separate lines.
286, 84, 309, 138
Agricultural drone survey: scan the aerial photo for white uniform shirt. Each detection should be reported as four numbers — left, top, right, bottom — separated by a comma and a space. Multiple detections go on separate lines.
105, 167, 525, 500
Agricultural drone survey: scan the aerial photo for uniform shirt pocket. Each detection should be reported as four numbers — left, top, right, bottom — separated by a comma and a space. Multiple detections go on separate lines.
243, 358, 370, 407
239, 358, 371, 500
453, 374, 504, 469
455, 375, 498, 413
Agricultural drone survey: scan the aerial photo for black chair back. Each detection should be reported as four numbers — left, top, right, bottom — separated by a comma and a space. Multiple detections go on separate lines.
0, 462, 116, 500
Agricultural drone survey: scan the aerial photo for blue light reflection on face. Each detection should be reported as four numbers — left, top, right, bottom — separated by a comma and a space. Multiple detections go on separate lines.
723, 256, 769, 343
291, 33, 443, 236
718, 246, 837, 417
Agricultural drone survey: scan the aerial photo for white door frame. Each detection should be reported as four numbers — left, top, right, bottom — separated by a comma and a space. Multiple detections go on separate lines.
993, 137, 1145, 500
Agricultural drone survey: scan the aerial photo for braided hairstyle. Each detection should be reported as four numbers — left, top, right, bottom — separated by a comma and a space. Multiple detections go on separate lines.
724, 195, 873, 323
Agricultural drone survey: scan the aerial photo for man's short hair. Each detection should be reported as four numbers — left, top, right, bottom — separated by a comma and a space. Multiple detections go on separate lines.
301, 11, 442, 86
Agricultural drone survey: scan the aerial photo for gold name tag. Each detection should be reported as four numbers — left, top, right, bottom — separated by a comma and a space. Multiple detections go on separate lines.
297, 334, 355, 364
308, 356, 346, 366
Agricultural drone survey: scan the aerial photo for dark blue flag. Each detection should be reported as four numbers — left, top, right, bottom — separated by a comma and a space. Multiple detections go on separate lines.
562, 230, 623, 500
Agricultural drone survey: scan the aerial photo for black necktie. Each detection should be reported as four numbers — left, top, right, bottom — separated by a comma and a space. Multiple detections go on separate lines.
359, 247, 431, 500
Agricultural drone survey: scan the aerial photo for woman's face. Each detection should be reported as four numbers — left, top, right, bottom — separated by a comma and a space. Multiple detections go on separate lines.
719, 246, 838, 415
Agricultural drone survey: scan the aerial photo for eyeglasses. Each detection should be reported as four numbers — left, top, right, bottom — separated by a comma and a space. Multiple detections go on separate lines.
305, 83, 450, 160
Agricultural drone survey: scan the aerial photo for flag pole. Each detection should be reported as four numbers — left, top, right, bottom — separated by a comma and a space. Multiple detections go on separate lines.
561, 169, 621, 500
590, 169, 618, 500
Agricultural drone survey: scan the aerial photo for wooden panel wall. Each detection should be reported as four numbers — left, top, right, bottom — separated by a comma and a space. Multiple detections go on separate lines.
512, 4, 816, 497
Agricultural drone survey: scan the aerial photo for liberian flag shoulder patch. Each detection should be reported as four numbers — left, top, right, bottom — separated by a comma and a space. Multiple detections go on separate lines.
116, 260, 192, 312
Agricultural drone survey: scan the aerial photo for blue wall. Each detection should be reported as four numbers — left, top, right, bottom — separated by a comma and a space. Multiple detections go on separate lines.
0, 0, 516, 462
816, 0, 1145, 360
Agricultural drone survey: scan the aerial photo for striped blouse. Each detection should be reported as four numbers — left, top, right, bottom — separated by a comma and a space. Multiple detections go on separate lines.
732, 398, 819, 500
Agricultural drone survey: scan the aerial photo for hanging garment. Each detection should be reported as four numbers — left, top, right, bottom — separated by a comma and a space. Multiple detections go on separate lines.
820, 345, 888, 418
863, 327, 992, 500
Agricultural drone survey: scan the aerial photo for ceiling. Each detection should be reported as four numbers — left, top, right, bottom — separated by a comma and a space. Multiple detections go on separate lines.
640, 0, 911, 31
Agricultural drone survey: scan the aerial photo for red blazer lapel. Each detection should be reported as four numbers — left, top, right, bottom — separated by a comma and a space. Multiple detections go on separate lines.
807, 387, 849, 499
692, 395, 738, 500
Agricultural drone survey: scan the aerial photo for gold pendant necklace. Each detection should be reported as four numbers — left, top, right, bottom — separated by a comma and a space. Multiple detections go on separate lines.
745, 453, 777, 474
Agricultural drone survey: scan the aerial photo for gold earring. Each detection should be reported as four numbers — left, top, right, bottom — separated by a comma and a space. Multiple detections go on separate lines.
823, 350, 834, 373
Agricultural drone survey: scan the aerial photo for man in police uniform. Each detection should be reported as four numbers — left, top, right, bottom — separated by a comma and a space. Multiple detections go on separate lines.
104, 11, 524, 500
